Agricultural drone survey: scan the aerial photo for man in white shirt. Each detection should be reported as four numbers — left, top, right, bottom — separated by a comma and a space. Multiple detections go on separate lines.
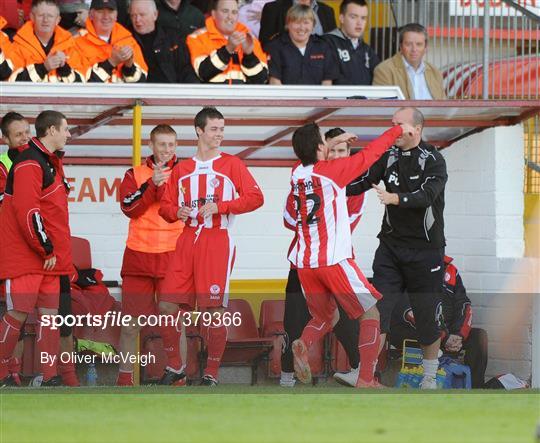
373, 23, 446, 100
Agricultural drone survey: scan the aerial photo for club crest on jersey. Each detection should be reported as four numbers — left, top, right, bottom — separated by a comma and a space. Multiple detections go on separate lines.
210, 178, 220, 188
445, 272, 450, 282
210, 284, 221, 295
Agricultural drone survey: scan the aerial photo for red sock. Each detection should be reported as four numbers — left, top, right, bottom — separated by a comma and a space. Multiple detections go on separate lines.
358, 318, 380, 383
8, 356, 22, 375
161, 324, 183, 371
58, 360, 80, 387
205, 325, 227, 379
300, 319, 332, 348
0, 315, 23, 379
116, 370, 133, 386
37, 315, 60, 381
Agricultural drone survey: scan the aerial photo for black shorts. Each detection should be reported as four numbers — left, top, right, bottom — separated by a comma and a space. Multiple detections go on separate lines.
373, 240, 444, 346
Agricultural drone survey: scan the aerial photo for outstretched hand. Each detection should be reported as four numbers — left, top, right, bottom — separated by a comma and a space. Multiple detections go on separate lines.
372, 184, 399, 205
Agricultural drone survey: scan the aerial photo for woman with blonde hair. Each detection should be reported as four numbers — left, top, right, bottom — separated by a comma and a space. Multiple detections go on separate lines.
266, 4, 338, 85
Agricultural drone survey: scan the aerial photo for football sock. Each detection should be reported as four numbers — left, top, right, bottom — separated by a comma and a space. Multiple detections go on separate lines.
358, 318, 380, 383
161, 324, 183, 372
0, 315, 23, 379
423, 359, 439, 379
300, 319, 332, 348
116, 370, 134, 386
8, 356, 22, 375
206, 324, 227, 379
37, 314, 60, 381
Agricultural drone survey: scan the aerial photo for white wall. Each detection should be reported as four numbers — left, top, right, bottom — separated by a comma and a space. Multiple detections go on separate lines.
65, 124, 534, 381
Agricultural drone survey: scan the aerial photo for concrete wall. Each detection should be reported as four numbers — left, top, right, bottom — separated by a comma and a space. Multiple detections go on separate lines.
65, 124, 535, 382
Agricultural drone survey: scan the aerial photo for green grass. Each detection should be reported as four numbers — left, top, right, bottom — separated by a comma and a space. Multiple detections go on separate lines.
1, 386, 539, 443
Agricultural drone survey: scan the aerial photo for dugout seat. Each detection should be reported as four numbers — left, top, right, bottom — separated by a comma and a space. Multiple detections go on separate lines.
71, 236, 92, 269
70, 235, 121, 355
221, 299, 273, 385
257, 299, 326, 382
329, 334, 351, 373
259, 300, 286, 378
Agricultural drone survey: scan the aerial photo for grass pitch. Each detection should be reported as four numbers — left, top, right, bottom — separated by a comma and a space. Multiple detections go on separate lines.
1, 386, 539, 443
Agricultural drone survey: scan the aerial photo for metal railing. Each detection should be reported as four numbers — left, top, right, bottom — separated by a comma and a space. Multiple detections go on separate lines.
367, 0, 540, 99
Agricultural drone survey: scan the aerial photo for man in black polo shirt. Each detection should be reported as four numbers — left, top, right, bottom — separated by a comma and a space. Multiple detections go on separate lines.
155, 0, 204, 40
129, 0, 199, 83
347, 107, 448, 390
324, 0, 379, 85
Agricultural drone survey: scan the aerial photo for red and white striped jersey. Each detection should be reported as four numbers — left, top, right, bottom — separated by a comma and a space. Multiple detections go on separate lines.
160, 152, 264, 229
285, 192, 366, 268
284, 126, 402, 269
347, 193, 365, 233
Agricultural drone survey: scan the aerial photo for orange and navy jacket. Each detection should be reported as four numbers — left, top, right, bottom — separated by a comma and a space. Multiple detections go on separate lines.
75, 19, 147, 83
0, 138, 73, 279
0, 15, 23, 80
187, 16, 267, 84
120, 156, 183, 278
9, 21, 86, 82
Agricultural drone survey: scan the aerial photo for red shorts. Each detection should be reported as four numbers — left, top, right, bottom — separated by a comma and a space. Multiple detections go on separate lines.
297, 259, 381, 322
121, 275, 162, 317
4, 274, 60, 313
160, 227, 235, 310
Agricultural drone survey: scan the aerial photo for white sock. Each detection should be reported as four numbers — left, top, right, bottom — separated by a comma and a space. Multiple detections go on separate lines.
423, 359, 438, 379
281, 371, 294, 382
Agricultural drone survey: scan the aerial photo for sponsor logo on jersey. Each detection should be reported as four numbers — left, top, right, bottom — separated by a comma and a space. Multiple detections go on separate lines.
388, 171, 400, 186
181, 194, 219, 208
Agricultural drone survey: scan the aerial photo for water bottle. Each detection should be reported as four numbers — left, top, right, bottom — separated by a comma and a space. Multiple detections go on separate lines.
30, 374, 43, 387
86, 363, 97, 386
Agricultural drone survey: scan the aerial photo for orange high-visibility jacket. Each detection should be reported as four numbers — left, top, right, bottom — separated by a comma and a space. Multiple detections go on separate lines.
9, 21, 86, 82
187, 16, 267, 84
75, 20, 147, 83
125, 162, 183, 254
0, 16, 23, 80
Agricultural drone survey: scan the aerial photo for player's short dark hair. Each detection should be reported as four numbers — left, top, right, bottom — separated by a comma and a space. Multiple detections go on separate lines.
35, 110, 67, 138
339, 0, 367, 15
292, 123, 323, 166
31, 0, 60, 10
194, 107, 224, 131
399, 23, 428, 46
324, 127, 346, 141
210, 0, 237, 11
1, 112, 27, 137
150, 124, 177, 141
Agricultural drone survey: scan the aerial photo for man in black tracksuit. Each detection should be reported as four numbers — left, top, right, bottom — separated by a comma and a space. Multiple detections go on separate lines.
347, 106, 447, 389
323, 0, 380, 85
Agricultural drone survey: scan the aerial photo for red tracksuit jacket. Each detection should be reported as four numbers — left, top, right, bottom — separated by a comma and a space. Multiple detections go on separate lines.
0, 138, 73, 279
